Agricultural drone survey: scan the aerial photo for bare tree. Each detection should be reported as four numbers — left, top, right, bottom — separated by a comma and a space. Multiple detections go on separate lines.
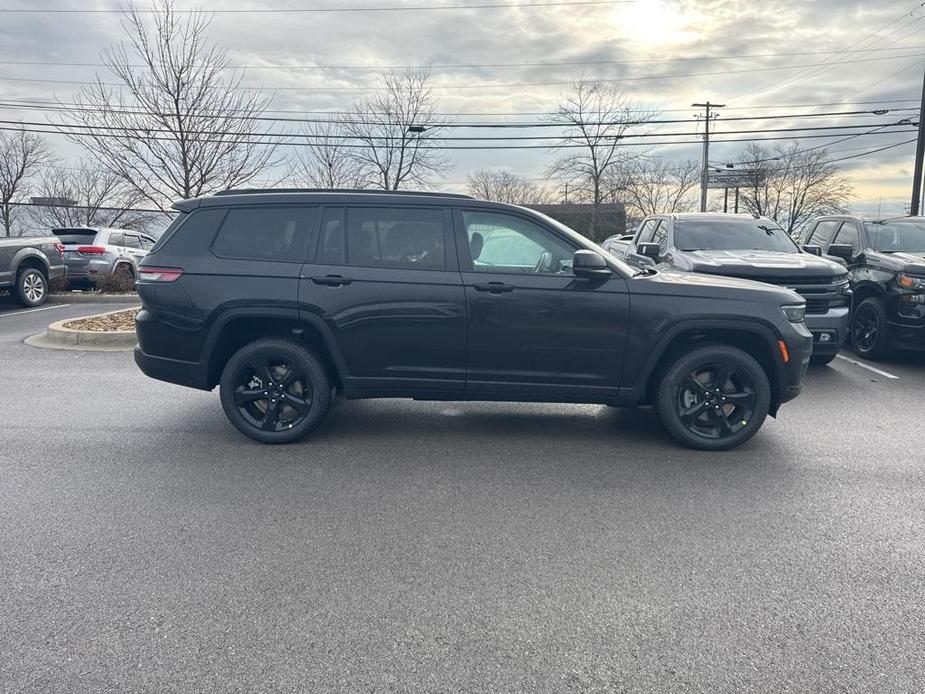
466, 169, 553, 204
0, 128, 49, 236
735, 142, 852, 235
547, 80, 653, 238
30, 162, 152, 231
292, 120, 367, 189
344, 67, 451, 190
609, 158, 700, 219
61, 0, 276, 212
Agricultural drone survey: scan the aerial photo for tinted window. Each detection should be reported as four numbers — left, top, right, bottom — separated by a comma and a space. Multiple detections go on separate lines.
108, 232, 125, 246
809, 220, 839, 246
463, 210, 575, 275
651, 220, 669, 254
346, 207, 445, 269
318, 208, 345, 264
832, 222, 860, 254
212, 206, 315, 262
866, 220, 925, 252
675, 218, 798, 253
122, 234, 142, 249
54, 230, 98, 245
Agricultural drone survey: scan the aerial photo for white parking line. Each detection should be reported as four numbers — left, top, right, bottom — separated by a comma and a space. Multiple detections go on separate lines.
0, 303, 70, 319
836, 354, 900, 380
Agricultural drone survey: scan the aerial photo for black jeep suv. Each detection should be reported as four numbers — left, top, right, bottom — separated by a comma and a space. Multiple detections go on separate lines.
803, 215, 925, 359
134, 190, 812, 451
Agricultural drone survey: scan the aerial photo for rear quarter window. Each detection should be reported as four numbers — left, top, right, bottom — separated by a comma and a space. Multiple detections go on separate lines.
211, 206, 316, 263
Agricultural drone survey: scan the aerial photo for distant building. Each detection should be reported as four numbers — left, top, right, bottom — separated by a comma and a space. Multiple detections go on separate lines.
528, 202, 626, 243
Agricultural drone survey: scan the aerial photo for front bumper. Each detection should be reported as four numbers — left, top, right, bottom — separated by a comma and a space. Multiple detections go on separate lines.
805, 306, 850, 355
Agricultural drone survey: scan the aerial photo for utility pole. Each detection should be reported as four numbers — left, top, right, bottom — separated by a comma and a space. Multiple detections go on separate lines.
693, 101, 724, 212
911, 62, 925, 216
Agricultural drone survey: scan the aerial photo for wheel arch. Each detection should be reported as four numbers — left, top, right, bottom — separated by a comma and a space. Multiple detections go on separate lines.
12, 248, 50, 278
632, 319, 785, 414
201, 307, 348, 389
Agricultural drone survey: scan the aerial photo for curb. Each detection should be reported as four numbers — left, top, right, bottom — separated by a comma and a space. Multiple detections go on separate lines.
48, 293, 139, 304
25, 306, 140, 352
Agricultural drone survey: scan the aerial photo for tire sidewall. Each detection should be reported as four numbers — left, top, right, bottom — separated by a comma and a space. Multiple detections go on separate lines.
656, 345, 771, 451
219, 339, 331, 444
16, 268, 47, 307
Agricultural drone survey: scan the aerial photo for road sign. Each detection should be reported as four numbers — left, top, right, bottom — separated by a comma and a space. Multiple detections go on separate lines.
706, 169, 764, 190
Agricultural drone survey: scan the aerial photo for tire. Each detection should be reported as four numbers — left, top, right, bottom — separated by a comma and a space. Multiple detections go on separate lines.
850, 297, 892, 360
14, 267, 47, 307
219, 338, 332, 444
809, 352, 838, 367
656, 344, 771, 451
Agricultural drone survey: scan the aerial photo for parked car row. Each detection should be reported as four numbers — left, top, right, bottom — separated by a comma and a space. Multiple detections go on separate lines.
603, 213, 925, 362
0, 227, 155, 306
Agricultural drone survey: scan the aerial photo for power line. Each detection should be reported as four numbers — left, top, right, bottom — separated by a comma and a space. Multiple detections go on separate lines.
2, 44, 925, 71
0, 0, 635, 13
0, 100, 913, 128
0, 53, 922, 91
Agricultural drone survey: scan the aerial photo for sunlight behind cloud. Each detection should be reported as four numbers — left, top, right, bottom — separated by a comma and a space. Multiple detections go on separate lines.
614, 0, 700, 46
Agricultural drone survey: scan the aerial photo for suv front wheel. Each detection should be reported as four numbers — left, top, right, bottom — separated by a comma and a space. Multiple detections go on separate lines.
219, 338, 331, 444
656, 344, 771, 451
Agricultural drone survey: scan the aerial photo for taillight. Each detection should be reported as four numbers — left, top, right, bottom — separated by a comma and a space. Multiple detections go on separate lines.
138, 267, 183, 282
77, 245, 106, 255
55, 243, 65, 260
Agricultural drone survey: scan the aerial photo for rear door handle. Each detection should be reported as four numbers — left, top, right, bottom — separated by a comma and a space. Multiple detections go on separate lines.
472, 282, 514, 294
310, 274, 352, 287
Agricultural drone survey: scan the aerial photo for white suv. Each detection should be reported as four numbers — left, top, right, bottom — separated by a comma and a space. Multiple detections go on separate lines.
56, 227, 156, 287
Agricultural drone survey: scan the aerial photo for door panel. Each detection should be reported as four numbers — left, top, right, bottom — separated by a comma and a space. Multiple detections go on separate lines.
299, 206, 466, 390
455, 208, 630, 394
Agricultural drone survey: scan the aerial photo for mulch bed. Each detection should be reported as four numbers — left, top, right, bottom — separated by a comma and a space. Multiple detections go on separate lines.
63, 308, 139, 332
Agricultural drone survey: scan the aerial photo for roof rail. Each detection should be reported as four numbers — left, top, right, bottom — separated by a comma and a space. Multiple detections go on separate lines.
213, 187, 474, 199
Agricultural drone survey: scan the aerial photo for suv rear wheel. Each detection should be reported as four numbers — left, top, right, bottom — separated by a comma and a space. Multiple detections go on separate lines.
851, 296, 892, 360
656, 344, 771, 451
219, 338, 331, 444
15, 267, 47, 307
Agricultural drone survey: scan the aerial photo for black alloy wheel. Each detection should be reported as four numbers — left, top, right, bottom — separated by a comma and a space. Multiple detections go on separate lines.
656, 344, 770, 451
219, 339, 331, 444
850, 297, 891, 360
676, 362, 758, 440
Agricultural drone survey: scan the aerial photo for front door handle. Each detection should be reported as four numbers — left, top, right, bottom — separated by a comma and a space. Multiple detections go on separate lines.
310, 274, 352, 287
473, 282, 514, 294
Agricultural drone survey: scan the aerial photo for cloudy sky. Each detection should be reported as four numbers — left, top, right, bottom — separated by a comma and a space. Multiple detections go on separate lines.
0, 0, 922, 216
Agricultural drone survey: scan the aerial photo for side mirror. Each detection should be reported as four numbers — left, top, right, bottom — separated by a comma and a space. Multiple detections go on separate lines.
827, 244, 854, 260
637, 242, 661, 260
572, 249, 612, 277
802, 244, 822, 256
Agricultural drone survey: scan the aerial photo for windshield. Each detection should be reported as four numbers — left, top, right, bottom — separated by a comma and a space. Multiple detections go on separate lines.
675, 218, 799, 253
866, 221, 925, 253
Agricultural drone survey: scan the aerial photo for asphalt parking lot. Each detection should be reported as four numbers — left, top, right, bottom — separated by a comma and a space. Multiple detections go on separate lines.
2, 298, 924, 693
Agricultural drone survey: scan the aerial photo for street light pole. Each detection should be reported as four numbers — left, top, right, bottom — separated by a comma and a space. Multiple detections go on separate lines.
911, 62, 925, 216
693, 101, 725, 212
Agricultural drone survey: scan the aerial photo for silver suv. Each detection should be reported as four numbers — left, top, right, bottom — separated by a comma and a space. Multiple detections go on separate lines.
55, 227, 156, 287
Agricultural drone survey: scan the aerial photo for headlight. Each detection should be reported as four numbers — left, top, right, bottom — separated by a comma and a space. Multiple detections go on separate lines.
781, 304, 806, 323
897, 274, 925, 291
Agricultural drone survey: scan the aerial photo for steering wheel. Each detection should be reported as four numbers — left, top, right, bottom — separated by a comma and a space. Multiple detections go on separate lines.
533, 250, 554, 273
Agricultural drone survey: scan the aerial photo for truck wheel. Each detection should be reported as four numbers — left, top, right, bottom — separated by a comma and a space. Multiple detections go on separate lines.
809, 353, 838, 367
14, 267, 48, 307
219, 338, 331, 444
656, 344, 770, 451
851, 297, 892, 360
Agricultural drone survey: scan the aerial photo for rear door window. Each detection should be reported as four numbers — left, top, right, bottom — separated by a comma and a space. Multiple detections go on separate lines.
212, 206, 316, 262
341, 207, 447, 270
123, 234, 142, 249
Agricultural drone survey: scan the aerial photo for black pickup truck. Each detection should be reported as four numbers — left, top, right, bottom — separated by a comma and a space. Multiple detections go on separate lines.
603, 213, 851, 365
802, 215, 925, 358
0, 235, 66, 307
